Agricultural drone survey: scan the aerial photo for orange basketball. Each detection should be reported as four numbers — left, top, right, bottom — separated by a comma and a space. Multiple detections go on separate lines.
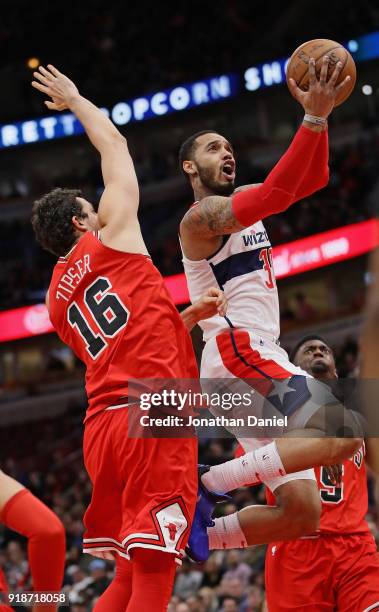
286, 39, 356, 107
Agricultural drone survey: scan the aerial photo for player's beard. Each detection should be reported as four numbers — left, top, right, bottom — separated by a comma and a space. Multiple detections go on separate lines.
197, 164, 235, 196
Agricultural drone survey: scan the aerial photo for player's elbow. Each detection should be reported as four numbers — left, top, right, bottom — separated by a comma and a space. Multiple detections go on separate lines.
110, 132, 127, 148
101, 131, 128, 152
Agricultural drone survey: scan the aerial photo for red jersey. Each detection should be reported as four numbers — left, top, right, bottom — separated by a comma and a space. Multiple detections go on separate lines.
49, 231, 198, 420
0, 567, 8, 593
0, 567, 12, 611
266, 443, 369, 535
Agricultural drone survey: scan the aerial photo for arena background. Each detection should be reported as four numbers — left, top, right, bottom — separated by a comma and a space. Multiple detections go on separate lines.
0, 1, 379, 610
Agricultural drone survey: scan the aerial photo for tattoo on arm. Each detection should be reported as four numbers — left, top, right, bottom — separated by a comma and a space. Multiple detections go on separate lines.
181, 196, 244, 236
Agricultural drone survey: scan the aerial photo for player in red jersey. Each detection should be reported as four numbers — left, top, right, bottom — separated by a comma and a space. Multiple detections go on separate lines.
265, 335, 379, 612
0, 566, 10, 612
0, 471, 65, 612
361, 245, 379, 474
31, 65, 228, 612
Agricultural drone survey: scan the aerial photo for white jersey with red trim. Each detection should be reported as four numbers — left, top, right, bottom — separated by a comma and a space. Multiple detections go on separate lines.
181, 215, 279, 342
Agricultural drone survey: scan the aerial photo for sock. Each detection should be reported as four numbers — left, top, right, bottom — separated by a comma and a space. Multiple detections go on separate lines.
0, 489, 65, 612
208, 512, 247, 550
127, 548, 177, 612
202, 441, 286, 492
94, 556, 132, 612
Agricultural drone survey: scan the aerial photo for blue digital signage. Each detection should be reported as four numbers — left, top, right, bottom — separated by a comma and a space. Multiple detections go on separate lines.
0, 31, 377, 150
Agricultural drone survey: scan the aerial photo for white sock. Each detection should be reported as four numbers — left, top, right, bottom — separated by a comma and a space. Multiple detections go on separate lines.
208, 512, 247, 550
201, 441, 286, 493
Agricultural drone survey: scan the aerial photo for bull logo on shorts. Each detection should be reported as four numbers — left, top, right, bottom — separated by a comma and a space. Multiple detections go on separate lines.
164, 521, 181, 542
157, 503, 187, 548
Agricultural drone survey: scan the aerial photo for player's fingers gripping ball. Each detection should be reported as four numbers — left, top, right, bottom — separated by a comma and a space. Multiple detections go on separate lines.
286, 39, 356, 106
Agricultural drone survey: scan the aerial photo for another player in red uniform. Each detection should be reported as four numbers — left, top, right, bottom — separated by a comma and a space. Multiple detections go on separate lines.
0, 566, 10, 612
0, 470, 65, 612
265, 335, 379, 612
31, 65, 228, 612
361, 245, 379, 474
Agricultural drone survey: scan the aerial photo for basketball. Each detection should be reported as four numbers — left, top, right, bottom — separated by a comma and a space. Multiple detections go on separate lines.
286, 39, 356, 107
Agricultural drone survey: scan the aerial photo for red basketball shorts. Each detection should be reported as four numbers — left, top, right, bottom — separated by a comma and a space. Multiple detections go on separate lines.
265, 532, 379, 611
82, 407, 197, 563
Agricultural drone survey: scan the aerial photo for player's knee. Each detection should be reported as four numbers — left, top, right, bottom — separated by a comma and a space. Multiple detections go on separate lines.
131, 548, 176, 574
41, 515, 66, 546
277, 482, 321, 535
285, 496, 320, 535
327, 437, 363, 464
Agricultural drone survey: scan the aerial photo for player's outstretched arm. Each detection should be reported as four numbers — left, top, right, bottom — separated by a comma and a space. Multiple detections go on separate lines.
234, 127, 329, 203
32, 65, 142, 246
180, 287, 227, 332
181, 57, 350, 240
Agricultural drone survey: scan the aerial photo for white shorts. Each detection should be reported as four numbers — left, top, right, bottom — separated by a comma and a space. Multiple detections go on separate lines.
200, 329, 319, 491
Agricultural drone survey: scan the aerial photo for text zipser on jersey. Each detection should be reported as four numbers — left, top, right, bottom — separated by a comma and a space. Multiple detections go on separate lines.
181, 214, 280, 341
49, 231, 198, 421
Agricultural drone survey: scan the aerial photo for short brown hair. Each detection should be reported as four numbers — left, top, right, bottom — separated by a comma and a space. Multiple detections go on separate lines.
31, 188, 85, 257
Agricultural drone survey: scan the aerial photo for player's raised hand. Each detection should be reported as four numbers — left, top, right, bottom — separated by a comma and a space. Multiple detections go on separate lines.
288, 56, 352, 118
31, 65, 79, 111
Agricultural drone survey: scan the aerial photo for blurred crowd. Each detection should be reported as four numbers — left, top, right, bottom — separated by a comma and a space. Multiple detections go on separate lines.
0, 130, 378, 312
0, 0, 378, 123
0, 335, 376, 611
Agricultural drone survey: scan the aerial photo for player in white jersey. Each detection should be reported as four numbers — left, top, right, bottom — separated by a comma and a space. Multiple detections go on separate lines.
178, 56, 362, 560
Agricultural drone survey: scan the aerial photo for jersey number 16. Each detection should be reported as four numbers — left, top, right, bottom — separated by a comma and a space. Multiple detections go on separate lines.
67, 276, 129, 359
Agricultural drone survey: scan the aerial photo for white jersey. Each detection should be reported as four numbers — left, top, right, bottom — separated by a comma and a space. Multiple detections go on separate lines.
181, 219, 280, 343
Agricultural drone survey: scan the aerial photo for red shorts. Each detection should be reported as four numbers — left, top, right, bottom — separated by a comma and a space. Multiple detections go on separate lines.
82, 407, 197, 563
265, 532, 379, 611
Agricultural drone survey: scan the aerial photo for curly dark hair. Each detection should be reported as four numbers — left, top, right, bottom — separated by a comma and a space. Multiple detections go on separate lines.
31, 188, 87, 257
